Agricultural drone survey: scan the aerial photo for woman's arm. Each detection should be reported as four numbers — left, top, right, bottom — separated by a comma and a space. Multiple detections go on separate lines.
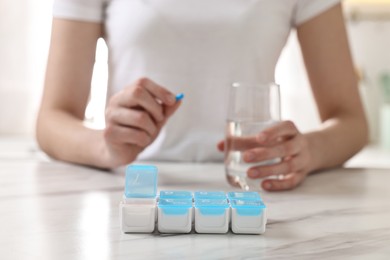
36, 19, 180, 169
252, 3, 368, 190
36, 19, 107, 167
297, 3, 368, 171
218, 3, 368, 191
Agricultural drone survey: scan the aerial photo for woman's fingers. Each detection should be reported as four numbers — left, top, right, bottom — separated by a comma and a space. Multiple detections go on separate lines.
106, 77, 183, 139
104, 124, 152, 147
114, 77, 177, 122
215, 119, 311, 191
243, 137, 301, 163
257, 120, 298, 145
105, 107, 158, 137
261, 172, 307, 191
247, 155, 305, 178
238, 120, 312, 191
218, 121, 300, 154
164, 100, 182, 118
140, 77, 177, 106
102, 77, 183, 167
217, 140, 224, 151
156, 100, 183, 129
106, 77, 182, 137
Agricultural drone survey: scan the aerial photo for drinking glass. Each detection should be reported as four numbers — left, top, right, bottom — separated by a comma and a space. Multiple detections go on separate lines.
225, 82, 281, 190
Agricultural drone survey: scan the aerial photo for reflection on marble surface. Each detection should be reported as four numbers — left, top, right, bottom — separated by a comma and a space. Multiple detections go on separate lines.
0, 139, 389, 259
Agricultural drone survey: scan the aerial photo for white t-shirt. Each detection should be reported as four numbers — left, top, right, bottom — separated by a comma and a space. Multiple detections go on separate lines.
53, 0, 340, 162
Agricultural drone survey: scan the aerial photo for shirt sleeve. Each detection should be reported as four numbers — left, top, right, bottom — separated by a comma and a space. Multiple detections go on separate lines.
52, 0, 109, 23
293, 0, 341, 27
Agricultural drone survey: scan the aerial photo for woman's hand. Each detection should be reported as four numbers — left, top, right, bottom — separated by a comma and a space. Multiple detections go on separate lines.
218, 120, 313, 191
102, 77, 181, 168
216, 3, 367, 191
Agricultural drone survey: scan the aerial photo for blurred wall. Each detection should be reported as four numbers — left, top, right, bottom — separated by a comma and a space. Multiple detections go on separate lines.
0, 0, 389, 146
277, 2, 390, 146
345, 4, 390, 145
276, 32, 321, 133
0, 0, 52, 135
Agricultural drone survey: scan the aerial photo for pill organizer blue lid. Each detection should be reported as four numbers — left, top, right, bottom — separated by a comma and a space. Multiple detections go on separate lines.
227, 192, 261, 200
195, 199, 229, 208
159, 190, 193, 199
158, 198, 193, 208
158, 198, 192, 215
124, 165, 158, 198
194, 191, 226, 199
230, 199, 266, 208
195, 199, 229, 215
230, 199, 266, 216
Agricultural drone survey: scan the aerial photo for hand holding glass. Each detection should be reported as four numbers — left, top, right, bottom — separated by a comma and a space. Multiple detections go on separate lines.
225, 82, 281, 190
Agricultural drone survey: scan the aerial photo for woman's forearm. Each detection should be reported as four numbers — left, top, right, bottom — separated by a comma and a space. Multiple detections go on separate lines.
306, 114, 368, 173
36, 109, 109, 169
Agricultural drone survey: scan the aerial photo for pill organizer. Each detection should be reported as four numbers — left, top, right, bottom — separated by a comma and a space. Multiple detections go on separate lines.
194, 191, 226, 200
227, 191, 261, 200
120, 165, 267, 234
158, 198, 193, 233
120, 165, 158, 233
230, 199, 267, 234
194, 198, 230, 233
160, 190, 193, 199
159, 190, 195, 225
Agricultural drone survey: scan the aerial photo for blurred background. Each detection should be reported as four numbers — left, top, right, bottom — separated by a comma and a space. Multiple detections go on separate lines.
1, 0, 390, 149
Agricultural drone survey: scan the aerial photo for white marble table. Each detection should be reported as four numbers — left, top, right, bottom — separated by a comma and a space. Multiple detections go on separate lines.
0, 138, 390, 260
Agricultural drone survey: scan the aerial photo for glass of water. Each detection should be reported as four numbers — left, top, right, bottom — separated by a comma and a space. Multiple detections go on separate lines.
225, 82, 281, 190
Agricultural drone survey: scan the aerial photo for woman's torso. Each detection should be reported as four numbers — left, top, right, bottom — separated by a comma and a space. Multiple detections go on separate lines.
104, 0, 294, 162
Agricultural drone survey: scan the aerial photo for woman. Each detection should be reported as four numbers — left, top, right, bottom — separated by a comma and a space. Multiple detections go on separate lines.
36, 0, 368, 191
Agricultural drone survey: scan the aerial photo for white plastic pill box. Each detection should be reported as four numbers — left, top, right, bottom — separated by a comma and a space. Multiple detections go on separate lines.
120, 165, 267, 234
230, 199, 267, 234
194, 198, 230, 233
120, 165, 158, 233
158, 198, 193, 233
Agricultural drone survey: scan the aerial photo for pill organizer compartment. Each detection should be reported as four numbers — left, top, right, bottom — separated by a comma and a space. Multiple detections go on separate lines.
119, 167, 268, 235
120, 165, 158, 233
230, 199, 267, 234
160, 190, 193, 200
160, 190, 194, 223
120, 198, 157, 233
158, 198, 193, 233
194, 191, 226, 200
227, 192, 261, 200
194, 198, 230, 234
